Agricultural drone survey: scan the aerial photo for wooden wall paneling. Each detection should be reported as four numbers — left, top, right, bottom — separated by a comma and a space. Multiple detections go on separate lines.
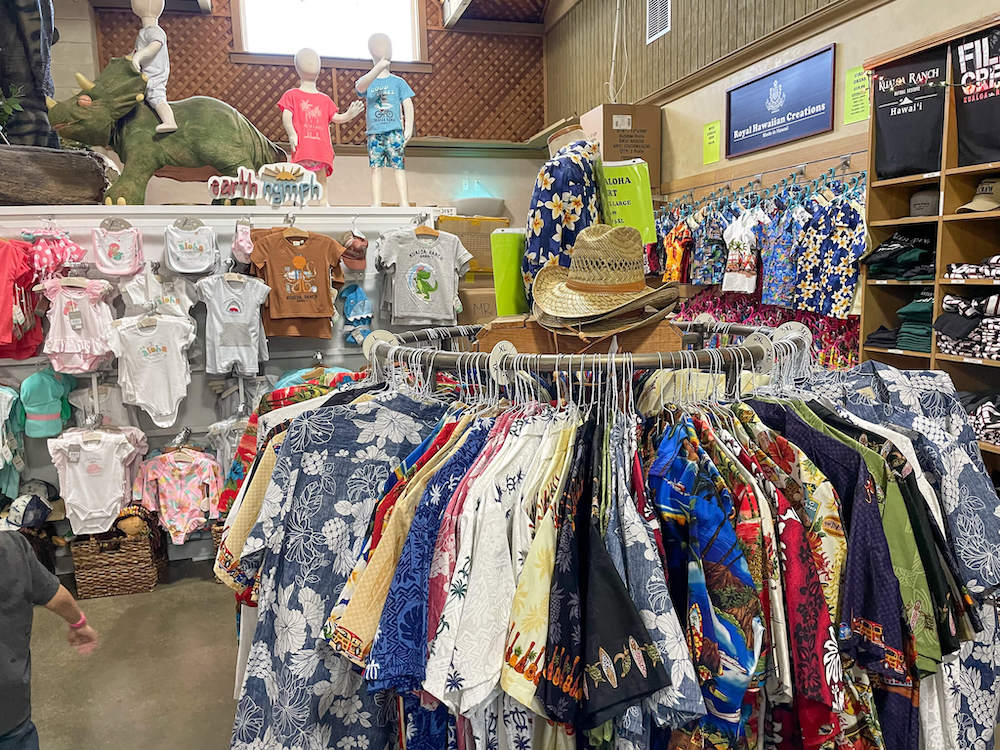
544, 0, 843, 121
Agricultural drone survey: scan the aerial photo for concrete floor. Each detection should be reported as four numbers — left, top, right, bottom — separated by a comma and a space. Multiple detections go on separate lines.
29, 561, 237, 750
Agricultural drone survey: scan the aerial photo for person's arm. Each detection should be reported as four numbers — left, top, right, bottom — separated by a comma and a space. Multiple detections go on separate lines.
354, 58, 390, 94
45, 585, 99, 654
332, 100, 364, 124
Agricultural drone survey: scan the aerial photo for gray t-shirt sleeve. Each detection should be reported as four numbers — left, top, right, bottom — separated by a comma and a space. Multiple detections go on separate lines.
12, 532, 59, 605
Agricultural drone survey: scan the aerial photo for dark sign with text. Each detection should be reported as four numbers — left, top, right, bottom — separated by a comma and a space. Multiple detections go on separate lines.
726, 45, 835, 158
873, 45, 947, 179
952, 25, 1000, 167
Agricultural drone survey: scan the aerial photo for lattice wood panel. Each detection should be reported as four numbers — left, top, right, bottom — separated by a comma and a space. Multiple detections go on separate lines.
463, 0, 545, 22
94, 0, 542, 144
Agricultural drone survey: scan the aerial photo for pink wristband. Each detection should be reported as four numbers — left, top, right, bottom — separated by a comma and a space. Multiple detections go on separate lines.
69, 614, 87, 630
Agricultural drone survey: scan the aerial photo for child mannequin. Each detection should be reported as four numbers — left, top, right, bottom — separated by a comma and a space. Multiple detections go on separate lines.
129, 0, 177, 134
355, 34, 415, 206
279, 48, 364, 205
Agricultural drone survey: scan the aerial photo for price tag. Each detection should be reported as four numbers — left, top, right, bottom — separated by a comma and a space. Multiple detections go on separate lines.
952, 279, 966, 285
874, 280, 888, 285
888, 348, 904, 354
68, 309, 84, 331
67, 444, 81, 464
964, 357, 984, 365
11, 454, 25, 472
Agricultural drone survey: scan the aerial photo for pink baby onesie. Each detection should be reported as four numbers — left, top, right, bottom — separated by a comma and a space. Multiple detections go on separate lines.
92, 227, 144, 276
133, 451, 222, 544
41, 279, 115, 374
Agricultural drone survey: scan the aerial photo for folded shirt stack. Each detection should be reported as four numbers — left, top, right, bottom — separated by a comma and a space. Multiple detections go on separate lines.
865, 325, 900, 348
946, 253, 1000, 280
956, 390, 1000, 445
861, 230, 936, 279
895, 292, 934, 352
935, 293, 1000, 360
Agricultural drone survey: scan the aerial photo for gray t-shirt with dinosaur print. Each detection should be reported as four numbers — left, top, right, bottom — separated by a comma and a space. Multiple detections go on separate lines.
378, 229, 471, 326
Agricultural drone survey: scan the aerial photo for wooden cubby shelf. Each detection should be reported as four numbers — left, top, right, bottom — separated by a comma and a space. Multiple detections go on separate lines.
860, 14, 1000, 465
946, 162, 1000, 177
979, 441, 1000, 455
863, 346, 931, 359
868, 216, 939, 228
935, 353, 1000, 368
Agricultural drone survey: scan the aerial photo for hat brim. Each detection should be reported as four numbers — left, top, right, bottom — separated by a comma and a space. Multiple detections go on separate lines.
534, 299, 676, 338
532, 264, 676, 320
957, 196, 1000, 213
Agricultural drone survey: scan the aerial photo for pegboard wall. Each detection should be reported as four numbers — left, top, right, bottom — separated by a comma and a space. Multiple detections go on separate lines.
92, 0, 545, 145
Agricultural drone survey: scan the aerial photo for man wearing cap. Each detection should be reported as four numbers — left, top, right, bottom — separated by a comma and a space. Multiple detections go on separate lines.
0, 531, 98, 749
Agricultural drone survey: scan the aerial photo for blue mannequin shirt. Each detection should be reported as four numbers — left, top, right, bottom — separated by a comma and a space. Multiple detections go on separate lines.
359, 74, 415, 134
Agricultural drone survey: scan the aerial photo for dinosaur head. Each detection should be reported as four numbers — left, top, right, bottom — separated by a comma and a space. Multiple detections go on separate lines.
47, 58, 148, 146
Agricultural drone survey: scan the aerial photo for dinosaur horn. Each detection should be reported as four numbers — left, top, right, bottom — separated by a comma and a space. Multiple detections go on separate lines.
46, 96, 58, 110
75, 73, 96, 91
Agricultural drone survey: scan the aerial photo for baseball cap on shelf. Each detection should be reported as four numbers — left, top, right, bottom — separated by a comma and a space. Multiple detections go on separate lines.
957, 178, 1000, 213
909, 189, 939, 217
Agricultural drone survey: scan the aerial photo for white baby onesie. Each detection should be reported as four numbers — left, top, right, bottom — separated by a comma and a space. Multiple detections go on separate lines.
48, 431, 134, 534
164, 225, 219, 275
120, 265, 197, 318
105, 315, 196, 427
92, 227, 144, 276
69, 384, 134, 427
194, 274, 270, 375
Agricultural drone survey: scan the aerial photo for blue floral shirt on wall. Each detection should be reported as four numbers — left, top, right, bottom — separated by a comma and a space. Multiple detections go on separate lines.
522, 140, 601, 297
794, 199, 867, 319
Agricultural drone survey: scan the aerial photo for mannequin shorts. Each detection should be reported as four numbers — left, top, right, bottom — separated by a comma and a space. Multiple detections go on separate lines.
367, 129, 406, 170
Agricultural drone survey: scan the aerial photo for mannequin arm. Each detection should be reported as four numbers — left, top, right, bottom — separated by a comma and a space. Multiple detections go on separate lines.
133, 40, 162, 69
402, 97, 414, 144
355, 58, 391, 94
332, 100, 364, 124
281, 110, 298, 152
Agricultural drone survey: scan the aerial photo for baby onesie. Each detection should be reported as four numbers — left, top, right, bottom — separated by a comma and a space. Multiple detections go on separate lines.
164, 225, 219, 275
41, 279, 115, 374
133, 452, 222, 543
194, 274, 270, 375
69, 384, 134, 427
105, 315, 196, 427
119, 266, 197, 318
92, 227, 143, 276
48, 430, 135, 534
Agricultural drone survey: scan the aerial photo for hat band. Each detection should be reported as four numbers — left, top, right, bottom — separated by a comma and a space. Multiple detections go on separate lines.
566, 278, 646, 293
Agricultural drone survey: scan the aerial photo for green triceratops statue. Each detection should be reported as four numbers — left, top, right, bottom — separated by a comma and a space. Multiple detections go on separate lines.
47, 57, 285, 205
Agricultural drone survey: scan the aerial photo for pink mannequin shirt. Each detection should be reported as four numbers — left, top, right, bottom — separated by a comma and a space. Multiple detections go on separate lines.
278, 88, 338, 176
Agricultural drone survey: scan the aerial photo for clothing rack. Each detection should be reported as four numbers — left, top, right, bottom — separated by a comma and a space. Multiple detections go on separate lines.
365, 321, 811, 395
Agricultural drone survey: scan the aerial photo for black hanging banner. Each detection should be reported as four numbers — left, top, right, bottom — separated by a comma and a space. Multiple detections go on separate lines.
873, 45, 948, 179
952, 26, 1000, 167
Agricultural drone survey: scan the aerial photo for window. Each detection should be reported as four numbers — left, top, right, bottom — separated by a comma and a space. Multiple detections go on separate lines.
238, 0, 421, 61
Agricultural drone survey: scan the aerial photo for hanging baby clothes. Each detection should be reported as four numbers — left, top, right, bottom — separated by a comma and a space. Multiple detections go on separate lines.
119, 265, 197, 318
40, 279, 115, 374
164, 224, 219, 275
0, 240, 44, 360
20, 227, 86, 282
105, 315, 196, 427
48, 429, 144, 534
207, 416, 248, 477
0, 386, 25, 499
133, 450, 223, 543
194, 274, 270, 375
91, 226, 143, 276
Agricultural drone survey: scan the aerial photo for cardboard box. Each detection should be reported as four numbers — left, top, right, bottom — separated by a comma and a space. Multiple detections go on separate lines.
579, 103, 662, 190
436, 215, 509, 274
457, 287, 498, 325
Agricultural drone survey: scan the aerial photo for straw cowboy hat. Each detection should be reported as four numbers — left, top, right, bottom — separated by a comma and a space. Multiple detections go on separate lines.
531, 223, 677, 320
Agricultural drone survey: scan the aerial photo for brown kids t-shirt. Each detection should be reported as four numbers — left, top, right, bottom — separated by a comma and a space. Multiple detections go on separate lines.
250, 231, 345, 319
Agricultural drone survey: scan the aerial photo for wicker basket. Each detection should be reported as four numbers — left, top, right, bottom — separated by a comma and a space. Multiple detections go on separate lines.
71, 534, 167, 599
436, 215, 509, 276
